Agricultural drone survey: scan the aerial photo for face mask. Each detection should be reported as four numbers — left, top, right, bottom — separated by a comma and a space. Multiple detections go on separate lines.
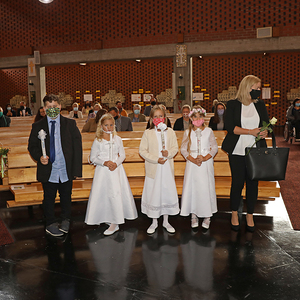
0, 112, 3, 118
114, 115, 119, 121
20, 106, 24, 110
295, 103, 300, 107
73, 107, 78, 111
152, 117, 165, 127
7, 107, 11, 111
192, 119, 204, 127
217, 109, 224, 116
94, 110, 98, 114
102, 129, 112, 134
134, 109, 140, 115
183, 113, 189, 118
46, 107, 60, 118
250, 89, 261, 100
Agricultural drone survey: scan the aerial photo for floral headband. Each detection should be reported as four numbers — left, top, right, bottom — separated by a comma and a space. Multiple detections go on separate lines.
188, 108, 206, 117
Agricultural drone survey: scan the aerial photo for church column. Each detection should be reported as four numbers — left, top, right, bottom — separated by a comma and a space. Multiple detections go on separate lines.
173, 44, 192, 113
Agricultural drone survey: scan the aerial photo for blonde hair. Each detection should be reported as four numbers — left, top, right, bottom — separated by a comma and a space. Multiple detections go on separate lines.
185, 105, 207, 153
95, 113, 117, 141
236, 75, 261, 105
149, 104, 167, 129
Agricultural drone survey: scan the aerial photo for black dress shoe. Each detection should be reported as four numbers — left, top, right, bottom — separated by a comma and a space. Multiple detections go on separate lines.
231, 223, 240, 232
246, 224, 255, 232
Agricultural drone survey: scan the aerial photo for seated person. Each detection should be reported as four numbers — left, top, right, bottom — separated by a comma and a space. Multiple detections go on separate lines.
211, 99, 218, 113
116, 100, 128, 117
82, 109, 107, 132
144, 97, 156, 116
82, 100, 93, 115
34, 107, 46, 123
0, 107, 11, 127
108, 107, 133, 131
69, 102, 83, 118
86, 103, 102, 122
146, 104, 172, 129
287, 98, 300, 140
173, 104, 191, 131
3, 104, 16, 117
209, 102, 226, 130
17, 101, 32, 116
128, 104, 146, 122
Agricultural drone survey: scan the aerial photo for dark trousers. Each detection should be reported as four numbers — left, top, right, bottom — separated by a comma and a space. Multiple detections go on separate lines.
228, 154, 258, 214
292, 120, 300, 138
42, 180, 73, 226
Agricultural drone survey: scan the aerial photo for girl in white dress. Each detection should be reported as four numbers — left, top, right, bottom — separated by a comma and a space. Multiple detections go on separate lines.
85, 114, 138, 235
139, 105, 180, 234
180, 106, 218, 229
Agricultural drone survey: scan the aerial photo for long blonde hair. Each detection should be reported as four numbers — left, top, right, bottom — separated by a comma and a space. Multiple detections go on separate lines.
236, 75, 261, 105
184, 105, 207, 153
95, 113, 117, 141
149, 104, 168, 129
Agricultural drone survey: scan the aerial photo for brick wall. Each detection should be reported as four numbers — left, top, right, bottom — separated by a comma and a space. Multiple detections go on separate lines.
0, 0, 299, 57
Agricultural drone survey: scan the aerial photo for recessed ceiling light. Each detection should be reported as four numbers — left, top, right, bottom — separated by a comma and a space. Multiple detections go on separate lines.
79, 62, 87, 66
136, 59, 141, 62
39, 0, 53, 3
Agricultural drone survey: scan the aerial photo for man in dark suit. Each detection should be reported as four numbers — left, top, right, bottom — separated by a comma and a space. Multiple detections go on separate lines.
28, 94, 82, 237
143, 97, 156, 116
108, 107, 133, 131
17, 101, 32, 116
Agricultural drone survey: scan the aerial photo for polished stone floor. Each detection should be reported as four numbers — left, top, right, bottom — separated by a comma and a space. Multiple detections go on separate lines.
0, 193, 300, 300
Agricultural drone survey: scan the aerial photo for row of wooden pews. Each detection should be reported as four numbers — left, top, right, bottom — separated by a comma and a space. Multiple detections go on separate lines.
1, 114, 280, 208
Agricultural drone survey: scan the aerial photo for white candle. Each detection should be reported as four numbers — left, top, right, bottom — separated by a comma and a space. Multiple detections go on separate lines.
161, 130, 165, 150
109, 132, 113, 161
196, 128, 202, 156
38, 129, 47, 158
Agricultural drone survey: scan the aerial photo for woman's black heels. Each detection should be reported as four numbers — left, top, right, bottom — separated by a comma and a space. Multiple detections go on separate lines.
231, 223, 240, 232
246, 215, 255, 232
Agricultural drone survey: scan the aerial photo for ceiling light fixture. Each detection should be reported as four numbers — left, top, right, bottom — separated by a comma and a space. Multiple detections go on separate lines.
136, 59, 141, 63
39, 0, 53, 3
79, 62, 87, 66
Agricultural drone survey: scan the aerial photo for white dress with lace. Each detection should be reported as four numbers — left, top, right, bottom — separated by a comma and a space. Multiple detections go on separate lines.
141, 130, 180, 218
85, 136, 138, 225
180, 127, 218, 218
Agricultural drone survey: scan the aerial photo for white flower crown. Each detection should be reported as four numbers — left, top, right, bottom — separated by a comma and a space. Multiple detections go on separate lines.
188, 108, 206, 117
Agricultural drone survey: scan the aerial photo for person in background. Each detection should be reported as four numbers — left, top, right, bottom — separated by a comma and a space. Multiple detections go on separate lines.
209, 102, 226, 130
34, 107, 46, 123
128, 104, 147, 122
82, 101, 93, 115
286, 98, 300, 141
69, 102, 83, 119
17, 101, 32, 116
144, 96, 156, 116
28, 94, 82, 237
108, 107, 132, 132
86, 103, 102, 123
3, 104, 16, 117
0, 106, 11, 127
82, 109, 108, 133
221, 75, 269, 233
173, 104, 191, 131
211, 99, 218, 113
116, 101, 128, 117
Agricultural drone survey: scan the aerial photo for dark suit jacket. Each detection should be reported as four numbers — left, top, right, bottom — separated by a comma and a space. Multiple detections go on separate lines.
119, 116, 133, 131
143, 105, 153, 116
173, 117, 185, 131
208, 116, 226, 130
221, 99, 269, 154
28, 115, 82, 182
17, 107, 32, 116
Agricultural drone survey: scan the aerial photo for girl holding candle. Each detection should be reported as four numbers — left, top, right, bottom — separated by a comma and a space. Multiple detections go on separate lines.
139, 105, 180, 234
85, 114, 137, 235
180, 106, 218, 229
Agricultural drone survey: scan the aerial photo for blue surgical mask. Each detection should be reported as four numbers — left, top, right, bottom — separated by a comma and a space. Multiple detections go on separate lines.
217, 109, 224, 116
73, 107, 78, 111
0, 112, 3, 117
295, 103, 300, 107
134, 109, 140, 115
94, 110, 98, 114
7, 107, 11, 111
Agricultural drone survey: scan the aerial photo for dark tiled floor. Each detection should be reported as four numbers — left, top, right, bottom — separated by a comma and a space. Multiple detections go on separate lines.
0, 193, 300, 300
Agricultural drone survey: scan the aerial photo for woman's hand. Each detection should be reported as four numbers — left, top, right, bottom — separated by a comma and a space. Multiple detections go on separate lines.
158, 157, 167, 164
258, 129, 268, 139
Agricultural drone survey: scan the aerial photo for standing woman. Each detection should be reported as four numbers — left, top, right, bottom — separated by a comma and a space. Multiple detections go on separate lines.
221, 75, 269, 232
208, 102, 226, 130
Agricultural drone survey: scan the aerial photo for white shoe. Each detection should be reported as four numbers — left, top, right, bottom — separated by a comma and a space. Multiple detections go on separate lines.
163, 223, 175, 234
104, 225, 119, 236
191, 217, 199, 228
147, 224, 158, 234
202, 218, 211, 229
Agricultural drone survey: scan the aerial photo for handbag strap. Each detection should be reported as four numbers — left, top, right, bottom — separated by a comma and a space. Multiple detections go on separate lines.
256, 131, 276, 149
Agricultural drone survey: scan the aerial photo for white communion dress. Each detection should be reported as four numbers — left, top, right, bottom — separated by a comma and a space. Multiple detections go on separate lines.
140, 128, 180, 218
180, 127, 218, 218
85, 135, 138, 225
